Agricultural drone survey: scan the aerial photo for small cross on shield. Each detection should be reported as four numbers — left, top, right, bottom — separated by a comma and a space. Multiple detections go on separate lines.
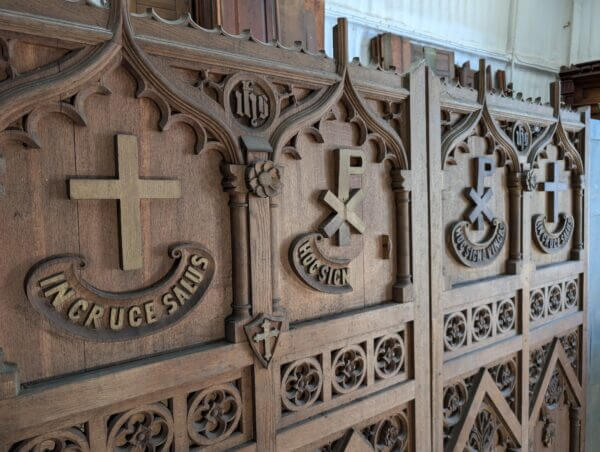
244, 313, 285, 368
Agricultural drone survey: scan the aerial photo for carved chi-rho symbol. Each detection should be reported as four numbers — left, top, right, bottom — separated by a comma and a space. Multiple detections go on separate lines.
467, 156, 495, 231
320, 148, 366, 246
253, 319, 280, 362
543, 161, 567, 224
234, 80, 269, 127
69, 134, 181, 271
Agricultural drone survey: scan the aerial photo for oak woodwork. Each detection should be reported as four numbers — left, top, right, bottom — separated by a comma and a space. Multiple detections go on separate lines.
0, 2, 588, 451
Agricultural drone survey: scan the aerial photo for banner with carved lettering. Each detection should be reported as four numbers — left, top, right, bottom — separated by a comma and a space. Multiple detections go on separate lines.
25, 243, 215, 341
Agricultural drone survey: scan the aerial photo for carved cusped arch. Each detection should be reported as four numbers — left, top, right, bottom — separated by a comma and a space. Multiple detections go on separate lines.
0, 0, 243, 165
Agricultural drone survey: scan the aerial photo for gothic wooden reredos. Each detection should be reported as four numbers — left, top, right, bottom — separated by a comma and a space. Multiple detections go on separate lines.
0, 2, 589, 452
428, 61, 589, 452
0, 1, 430, 450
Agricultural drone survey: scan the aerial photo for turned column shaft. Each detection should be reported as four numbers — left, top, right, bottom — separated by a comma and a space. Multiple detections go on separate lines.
391, 168, 411, 302
229, 192, 251, 322
507, 172, 523, 273
572, 174, 584, 260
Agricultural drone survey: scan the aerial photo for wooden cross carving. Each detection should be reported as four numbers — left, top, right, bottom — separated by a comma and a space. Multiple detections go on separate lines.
69, 134, 181, 271
253, 319, 280, 362
543, 161, 567, 224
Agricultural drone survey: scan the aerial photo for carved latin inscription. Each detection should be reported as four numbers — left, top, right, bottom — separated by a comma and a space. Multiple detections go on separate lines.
533, 213, 574, 253
25, 243, 215, 341
289, 232, 352, 294
451, 219, 506, 267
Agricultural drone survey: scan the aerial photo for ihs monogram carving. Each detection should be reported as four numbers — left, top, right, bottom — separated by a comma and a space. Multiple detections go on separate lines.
69, 134, 181, 271
320, 148, 366, 246
450, 156, 507, 267
232, 79, 270, 128
512, 121, 531, 153
244, 313, 284, 368
533, 161, 574, 253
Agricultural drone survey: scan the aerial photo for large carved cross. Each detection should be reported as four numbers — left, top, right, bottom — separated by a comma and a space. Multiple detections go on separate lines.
543, 161, 567, 224
467, 156, 495, 230
69, 134, 181, 271
320, 148, 366, 246
253, 319, 280, 361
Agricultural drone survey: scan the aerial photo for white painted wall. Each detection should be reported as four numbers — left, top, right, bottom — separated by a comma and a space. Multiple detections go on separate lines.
324, 0, 600, 102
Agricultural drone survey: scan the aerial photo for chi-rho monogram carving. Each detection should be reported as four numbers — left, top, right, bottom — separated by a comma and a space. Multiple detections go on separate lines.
320, 148, 366, 246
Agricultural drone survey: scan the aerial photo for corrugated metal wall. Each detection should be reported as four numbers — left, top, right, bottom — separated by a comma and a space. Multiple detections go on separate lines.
324, 0, 600, 102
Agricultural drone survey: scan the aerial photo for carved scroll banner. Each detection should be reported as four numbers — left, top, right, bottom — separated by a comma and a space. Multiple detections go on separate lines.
289, 232, 352, 294
24, 243, 215, 341
533, 214, 574, 254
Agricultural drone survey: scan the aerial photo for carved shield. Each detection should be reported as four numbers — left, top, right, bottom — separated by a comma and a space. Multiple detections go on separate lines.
244, 313, 285, 368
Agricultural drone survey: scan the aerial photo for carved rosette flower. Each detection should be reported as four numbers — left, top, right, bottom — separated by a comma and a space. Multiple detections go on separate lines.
467, 408, 498, 452
107, 403, 174, 452
443, 382, 468, 431
530, 290, 545, 321
444, 312, 467, 351
548, 285, 562, 314
374, 333, 405, 379
14, 427, 90, 452
246, 160, 283, 198
332, 345, 366, 394
281, 357, 323, 412
544, 370, 564, 410
522, 169, 537, 191
187, 383, 242, 446
472, 305, 492, 341
565, 280, 578, 309
496, 299, 515, 334
363, 412, 409, 452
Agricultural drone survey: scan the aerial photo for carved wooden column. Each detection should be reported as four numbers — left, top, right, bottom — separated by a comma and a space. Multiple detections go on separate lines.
507, 171, 523, 274
391, 168, 412, 302
571, 173, 584, 260
569, 405, 581, 452
221, 162, 252, 342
